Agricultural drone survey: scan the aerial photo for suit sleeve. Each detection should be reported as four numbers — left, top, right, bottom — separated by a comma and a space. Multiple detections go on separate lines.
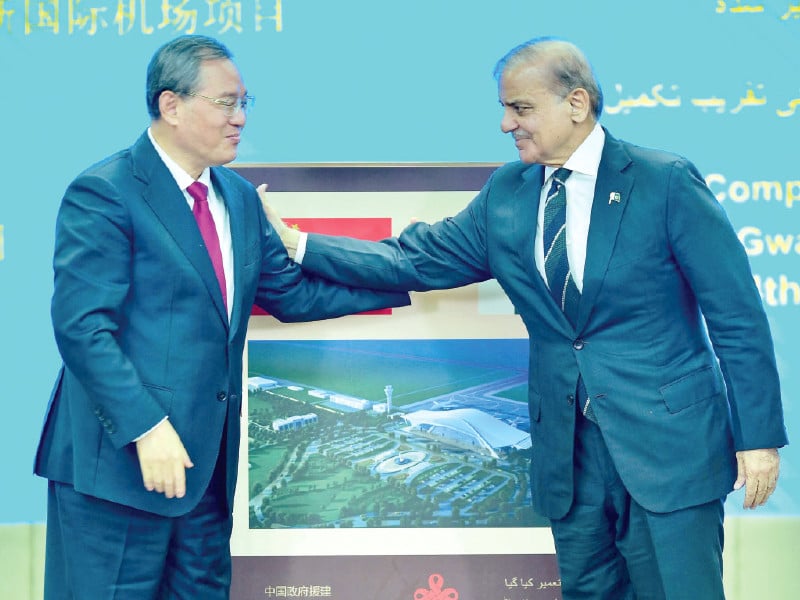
300, 181, 495, 292
249, 190, 411, 320
51, 174, 169, 448
666, 158, 788, 450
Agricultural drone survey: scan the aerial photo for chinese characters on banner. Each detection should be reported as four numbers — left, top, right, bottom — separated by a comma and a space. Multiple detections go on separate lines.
0, 0, 282, 36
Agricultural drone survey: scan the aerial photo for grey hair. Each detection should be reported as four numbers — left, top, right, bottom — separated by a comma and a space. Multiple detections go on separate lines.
146, 35, 233, 119
493, 36, 604, 119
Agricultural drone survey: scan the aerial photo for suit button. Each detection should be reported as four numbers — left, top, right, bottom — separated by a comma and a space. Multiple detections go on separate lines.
217, 391, 227, 402
567, 394, 575, 406
230, 394, 239, 403
573, 339, 585, 350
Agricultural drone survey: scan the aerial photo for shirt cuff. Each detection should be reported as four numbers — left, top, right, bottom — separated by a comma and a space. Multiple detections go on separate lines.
295, 232, 308, 264
133, 416, 168, 442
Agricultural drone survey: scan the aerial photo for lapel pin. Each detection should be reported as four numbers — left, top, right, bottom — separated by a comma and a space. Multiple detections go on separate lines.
608, 192, 621, 204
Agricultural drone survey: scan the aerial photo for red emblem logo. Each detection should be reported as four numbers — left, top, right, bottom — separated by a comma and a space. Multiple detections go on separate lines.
414, 573, 458, 600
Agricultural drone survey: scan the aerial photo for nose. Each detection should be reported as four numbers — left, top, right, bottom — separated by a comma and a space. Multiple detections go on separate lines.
229, 107, 246, 127
500, 109, 517, 134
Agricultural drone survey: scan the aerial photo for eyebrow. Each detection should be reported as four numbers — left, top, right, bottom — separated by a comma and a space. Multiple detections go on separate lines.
211, 89, 250, 99
500, 99, 533, 108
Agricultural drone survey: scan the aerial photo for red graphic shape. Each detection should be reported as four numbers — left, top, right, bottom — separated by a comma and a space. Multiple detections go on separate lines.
414, 573, 459, 600
252, 217, 393, 316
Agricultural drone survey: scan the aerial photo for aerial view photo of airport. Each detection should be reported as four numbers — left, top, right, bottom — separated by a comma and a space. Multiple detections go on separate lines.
246, 338, 547, 530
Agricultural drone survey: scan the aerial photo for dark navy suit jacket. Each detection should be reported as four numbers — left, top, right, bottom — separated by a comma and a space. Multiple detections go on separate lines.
298, 130, 788, 519
34, 132, 409, 517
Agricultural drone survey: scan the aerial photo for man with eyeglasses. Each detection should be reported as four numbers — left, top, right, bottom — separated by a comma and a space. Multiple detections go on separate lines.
33, 34, 409, 599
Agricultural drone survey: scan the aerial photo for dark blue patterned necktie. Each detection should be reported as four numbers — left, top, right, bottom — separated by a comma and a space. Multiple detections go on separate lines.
543, 168, 579, 323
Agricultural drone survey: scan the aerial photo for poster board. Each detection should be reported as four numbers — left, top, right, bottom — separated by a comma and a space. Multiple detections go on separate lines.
230, 164, 563, 599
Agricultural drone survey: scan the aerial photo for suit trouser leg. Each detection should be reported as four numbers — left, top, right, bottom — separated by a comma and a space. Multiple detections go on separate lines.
549, 410, 639, 600
45, 480, 173, 600
158, 435, 232, 600
44, 481, 70, 600
638, 499, 725, 600
44, 445, 231, 599
549, 409, 725, 600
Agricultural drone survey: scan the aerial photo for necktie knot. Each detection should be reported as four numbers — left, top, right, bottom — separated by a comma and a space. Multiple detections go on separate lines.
551, 167, 572, 191
187, 181, 209, 205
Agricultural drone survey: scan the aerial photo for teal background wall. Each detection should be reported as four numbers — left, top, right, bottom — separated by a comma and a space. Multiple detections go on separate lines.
1, 0, 798, 597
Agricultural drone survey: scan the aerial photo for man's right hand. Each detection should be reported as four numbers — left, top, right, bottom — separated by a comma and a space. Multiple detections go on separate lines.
257, 183, 301, 258
135, 419, 194, 499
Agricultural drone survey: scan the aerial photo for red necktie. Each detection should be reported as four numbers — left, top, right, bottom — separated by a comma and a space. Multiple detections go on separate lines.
187, 181, 227, 311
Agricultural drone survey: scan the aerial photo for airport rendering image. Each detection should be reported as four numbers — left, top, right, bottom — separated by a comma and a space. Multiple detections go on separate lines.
247, 338, 547, 530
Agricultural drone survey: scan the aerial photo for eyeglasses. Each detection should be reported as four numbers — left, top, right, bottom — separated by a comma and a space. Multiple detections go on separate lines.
185, 92, 255, 117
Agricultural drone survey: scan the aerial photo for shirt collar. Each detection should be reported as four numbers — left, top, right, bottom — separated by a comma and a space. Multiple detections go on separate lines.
147, 127, 212, 191
544, 123, 605, 181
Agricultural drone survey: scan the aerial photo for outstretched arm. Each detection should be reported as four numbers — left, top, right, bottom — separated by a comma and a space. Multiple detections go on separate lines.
251, 183, 410, 320
257, 181, 493, 292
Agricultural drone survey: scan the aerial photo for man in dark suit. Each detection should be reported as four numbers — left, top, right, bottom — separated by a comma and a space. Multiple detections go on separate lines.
33, 35, 409, 599
262, 37, 787, 599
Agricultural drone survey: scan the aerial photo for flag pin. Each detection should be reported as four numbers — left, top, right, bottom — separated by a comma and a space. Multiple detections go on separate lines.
609, 192, 621, 204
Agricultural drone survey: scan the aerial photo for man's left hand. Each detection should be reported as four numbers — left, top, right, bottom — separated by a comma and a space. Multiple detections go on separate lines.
257, 183, 300, 258
734, 448, 780, 509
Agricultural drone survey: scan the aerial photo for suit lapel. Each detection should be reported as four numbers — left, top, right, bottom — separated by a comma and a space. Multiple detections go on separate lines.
575, 133, 633, 331
212, 168, 247, 342
131, 133, 229, 328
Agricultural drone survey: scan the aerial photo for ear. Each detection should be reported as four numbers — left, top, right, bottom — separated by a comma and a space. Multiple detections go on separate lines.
158, 90, 181, 125
567, 88, 591, 122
